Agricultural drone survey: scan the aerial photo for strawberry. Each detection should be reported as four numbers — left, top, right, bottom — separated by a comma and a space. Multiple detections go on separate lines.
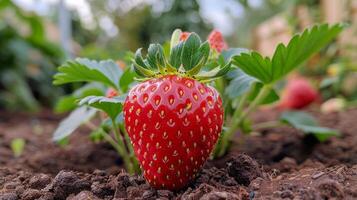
106, 88, 118, 98
279, 78, 319, 109
179, 32, 191, 41
207, 30, 228, 53
123, 75, 223, 189
123, 30, 229, 190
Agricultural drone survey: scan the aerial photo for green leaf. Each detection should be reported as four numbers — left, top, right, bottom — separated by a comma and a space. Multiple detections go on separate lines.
53, 107, 97, 141
232, 24, 344, 84
187, 42, 210, 76
147, 44, 165, 70
162, 41, 171, 58
195, 62, 231, 81
146, 44, 159, 70
280, 111, 339, 142
170, 29, 182, 52
73, 83, 105, 97
225, 69, 258, 99
79, 95, 125, 120
54, 96, 77, 113
196, 42, 210, 63
134, 48, 149, 69
233, 52, 272, 83
181, 33, 201, 70
53, 58, 122, 89
170, 41, 184, 69
56, 137, 70, 147
132, 49, 157, 77
320, 77, 338, 88
221, 48, 250, 63
11, 138, 25, 157
90, 127, 105, 142
120, 68, 136, 92
271, 24, 344, 82
54, 83, 105, 113
248, 83, 279, 104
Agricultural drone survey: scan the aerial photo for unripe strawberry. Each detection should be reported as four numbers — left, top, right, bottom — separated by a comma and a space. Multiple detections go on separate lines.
123, 75, 223, 190
207, 30, 228, 53
321, 98, 345, 113
279, 78, 319, 109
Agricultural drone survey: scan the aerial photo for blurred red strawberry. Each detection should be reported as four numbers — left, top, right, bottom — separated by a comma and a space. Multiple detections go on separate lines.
279, 78, 319, 110
106, 88, 118, 98
207, 30, 228, 53
179, 32, 191, 41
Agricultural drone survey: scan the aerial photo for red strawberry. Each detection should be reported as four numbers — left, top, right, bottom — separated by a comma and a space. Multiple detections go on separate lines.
179, 32, 191, 41
123, 75, 223, 190
106, 88, 118, 98
207, 30, 228, 53
279, 78, 319, 109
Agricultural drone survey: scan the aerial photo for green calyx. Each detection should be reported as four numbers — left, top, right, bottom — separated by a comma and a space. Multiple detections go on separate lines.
132, 29, 231, 82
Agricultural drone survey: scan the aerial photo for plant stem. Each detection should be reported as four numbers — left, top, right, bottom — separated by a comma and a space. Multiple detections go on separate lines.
102, 132, 133, 173
111, 119, 136, 174
86, 119, 139, 174
212, 89, 250, 157
217, 84, 272, 157
111, 119, 121, 141
119, 123, 141, 173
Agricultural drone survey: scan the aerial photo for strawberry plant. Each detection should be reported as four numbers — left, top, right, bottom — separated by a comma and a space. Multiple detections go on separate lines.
52, 24, 343, 190
213, 23, 344, 157
52, 57, 140, 174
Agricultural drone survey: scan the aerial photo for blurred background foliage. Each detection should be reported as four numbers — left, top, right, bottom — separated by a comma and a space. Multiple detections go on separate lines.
0, 0, 64, 111
0, 0, 356, 112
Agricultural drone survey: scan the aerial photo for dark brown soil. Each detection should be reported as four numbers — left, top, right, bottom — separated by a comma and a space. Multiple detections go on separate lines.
0, 108, 356, 199
236, 108, 357, 167
0, 111, 120, 175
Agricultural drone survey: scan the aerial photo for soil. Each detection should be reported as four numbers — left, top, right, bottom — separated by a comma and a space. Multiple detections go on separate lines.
0, 108, 356, 199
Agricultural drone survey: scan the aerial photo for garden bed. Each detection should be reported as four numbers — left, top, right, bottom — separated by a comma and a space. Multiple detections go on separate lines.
0, 108, 356, 199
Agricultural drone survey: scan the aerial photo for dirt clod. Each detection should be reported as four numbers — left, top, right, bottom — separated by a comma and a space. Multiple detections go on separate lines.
181, 184, 216, 200
317, 179, 345, 199
227, 154, 263, 186
67, 191, 101, 200
142, 189, 156, 199
20, 189, 42, 200
52, 171, 91, 199
157, 189, 174, 199
0, 193, 18, 200
201, 191, 241, 200
29, 173, 52, 189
